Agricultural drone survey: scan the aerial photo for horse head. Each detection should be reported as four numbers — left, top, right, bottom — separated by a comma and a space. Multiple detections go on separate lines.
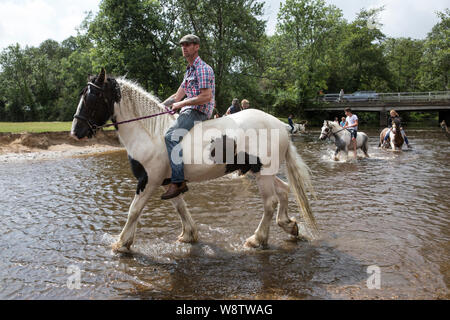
319, 120, 333, 140
391, 119, 404, 149
71, 68, 121, 140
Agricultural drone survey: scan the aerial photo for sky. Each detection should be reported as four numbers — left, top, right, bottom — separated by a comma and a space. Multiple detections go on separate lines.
0, 0, 448, 51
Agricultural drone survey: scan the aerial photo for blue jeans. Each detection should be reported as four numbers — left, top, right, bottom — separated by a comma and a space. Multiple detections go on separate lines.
164, 109, 208, 183
384, 128, 409, 145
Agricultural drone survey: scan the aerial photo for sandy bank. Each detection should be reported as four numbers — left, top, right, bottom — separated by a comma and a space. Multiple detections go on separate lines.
0, 130, 124, 163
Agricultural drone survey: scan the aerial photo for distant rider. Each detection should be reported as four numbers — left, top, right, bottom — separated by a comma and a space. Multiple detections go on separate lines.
382, 109, 411, 148
343, 108, 358, 160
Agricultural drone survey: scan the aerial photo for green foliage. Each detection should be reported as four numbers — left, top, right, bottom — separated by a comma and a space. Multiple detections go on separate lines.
266, 0, 346, 114
418, 9, 449, 91
175, 0, 267, 112
0, 2, 448, 123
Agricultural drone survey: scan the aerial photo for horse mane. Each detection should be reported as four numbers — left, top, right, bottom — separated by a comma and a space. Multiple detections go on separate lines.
327, 120, 341, 131
116, 78, 174, 138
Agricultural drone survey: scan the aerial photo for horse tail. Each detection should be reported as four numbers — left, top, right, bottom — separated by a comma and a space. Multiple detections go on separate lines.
285, 142, 320, 240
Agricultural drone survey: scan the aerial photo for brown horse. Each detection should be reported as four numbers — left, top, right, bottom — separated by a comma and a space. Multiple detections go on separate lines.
379, 119, 404, 150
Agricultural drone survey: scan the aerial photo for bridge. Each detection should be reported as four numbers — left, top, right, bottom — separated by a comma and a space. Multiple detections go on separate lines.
306, 91, 450, 126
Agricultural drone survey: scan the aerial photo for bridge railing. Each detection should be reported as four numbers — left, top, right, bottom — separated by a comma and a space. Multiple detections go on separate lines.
377, 91, 450, 102
317, 91, 450, 104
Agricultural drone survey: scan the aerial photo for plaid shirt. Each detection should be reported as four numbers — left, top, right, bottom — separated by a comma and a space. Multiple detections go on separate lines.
181, 56, 215, 119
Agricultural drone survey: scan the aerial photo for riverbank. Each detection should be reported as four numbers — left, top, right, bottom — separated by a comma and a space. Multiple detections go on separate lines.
0, 130, 124, 162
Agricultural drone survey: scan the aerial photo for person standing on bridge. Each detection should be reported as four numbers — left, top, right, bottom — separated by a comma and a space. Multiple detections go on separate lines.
161, 34, 215, 200
339, 89, 345, 103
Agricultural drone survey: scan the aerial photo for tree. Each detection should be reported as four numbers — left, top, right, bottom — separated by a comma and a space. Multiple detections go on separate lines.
337, 8, 391, 92
0, 44, 35, 121
175, 0, 266, 112
86, 0, 180, 97
384, 37, 424, 92
264, 0, 345, 115
418, 9, 449, 91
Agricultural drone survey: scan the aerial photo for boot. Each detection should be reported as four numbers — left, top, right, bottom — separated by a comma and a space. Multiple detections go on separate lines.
161, 182, 188, 200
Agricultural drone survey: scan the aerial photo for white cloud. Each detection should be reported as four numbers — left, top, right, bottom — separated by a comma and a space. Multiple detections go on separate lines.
0, 0, 100, 50
0, 0, 447, 51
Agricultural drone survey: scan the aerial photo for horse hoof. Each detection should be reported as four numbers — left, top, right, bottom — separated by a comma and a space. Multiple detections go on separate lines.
177, 234, 197, 244
244, 235, 265, 249
112, 241, 131, 253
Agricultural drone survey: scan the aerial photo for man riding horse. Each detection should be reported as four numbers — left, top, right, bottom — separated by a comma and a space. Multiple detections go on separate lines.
161, 34, 215, 200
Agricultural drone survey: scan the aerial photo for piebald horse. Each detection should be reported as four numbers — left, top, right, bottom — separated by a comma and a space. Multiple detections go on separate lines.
285, 121, 307, 134
319, 120, 369, 161
379, 119, 404, 151
71, 69, 319, 253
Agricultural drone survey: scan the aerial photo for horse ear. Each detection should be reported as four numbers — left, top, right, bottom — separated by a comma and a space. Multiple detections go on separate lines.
97, 68, 106, 84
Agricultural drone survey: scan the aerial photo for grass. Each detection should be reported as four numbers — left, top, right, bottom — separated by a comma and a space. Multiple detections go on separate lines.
0, 122, 116, 133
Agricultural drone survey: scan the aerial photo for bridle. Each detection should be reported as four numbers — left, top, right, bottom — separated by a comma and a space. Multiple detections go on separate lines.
322, 123, 346, 139
74, 82, 112, 135
74, 80, 175, 135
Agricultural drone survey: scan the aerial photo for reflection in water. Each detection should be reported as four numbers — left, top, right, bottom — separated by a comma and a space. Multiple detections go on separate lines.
0, 128, 448, 299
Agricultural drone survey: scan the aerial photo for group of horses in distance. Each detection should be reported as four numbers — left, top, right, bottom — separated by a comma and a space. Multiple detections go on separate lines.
319, 116, 411, 162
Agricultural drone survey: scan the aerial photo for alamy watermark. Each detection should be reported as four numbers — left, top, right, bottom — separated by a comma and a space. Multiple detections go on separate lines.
168, 123, 281, 175
366, 265, 381, 290
67, 264, 81, 290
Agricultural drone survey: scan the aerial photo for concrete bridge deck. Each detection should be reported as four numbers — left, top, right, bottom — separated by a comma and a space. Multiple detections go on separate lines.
305, 91, 450, 126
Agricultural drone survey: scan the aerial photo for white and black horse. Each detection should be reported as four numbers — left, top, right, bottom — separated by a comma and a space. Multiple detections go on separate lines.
319, 120, 369, 161
379, 119, 404, 151
71, 69, 319, 252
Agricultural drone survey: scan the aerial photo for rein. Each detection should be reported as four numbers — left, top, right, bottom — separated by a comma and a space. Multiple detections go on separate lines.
325, 126, 346, 139
97, 108, 175, 130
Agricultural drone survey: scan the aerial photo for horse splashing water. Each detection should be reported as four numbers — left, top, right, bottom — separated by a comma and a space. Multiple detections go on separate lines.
319, 120, 369, 161
71, 69, 319, 252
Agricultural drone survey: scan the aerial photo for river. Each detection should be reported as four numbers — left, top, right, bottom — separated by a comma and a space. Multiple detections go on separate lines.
0, 128, 448, 299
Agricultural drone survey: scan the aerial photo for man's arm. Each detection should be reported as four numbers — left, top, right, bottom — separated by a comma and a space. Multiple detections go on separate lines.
172, 88, 213, 111
163, 85, 186, 108
345, 120, 358, 128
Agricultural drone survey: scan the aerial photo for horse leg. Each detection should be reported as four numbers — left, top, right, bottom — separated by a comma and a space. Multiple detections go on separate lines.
274, 177, 299, 237
169, 195, 198, 243
112, 184, 157, 253
244, 175, 278, 248
362, 137, 369, 158
334, 147, 340, 161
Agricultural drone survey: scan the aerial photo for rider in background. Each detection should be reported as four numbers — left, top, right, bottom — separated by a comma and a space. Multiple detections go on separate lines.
382, 109, 411, 148
225, 98, 241, 115
343, 107, 358, 159
288, 114, 294, 133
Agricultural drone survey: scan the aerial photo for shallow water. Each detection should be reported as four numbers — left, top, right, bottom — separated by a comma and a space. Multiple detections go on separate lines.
0, 128, 448, 299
